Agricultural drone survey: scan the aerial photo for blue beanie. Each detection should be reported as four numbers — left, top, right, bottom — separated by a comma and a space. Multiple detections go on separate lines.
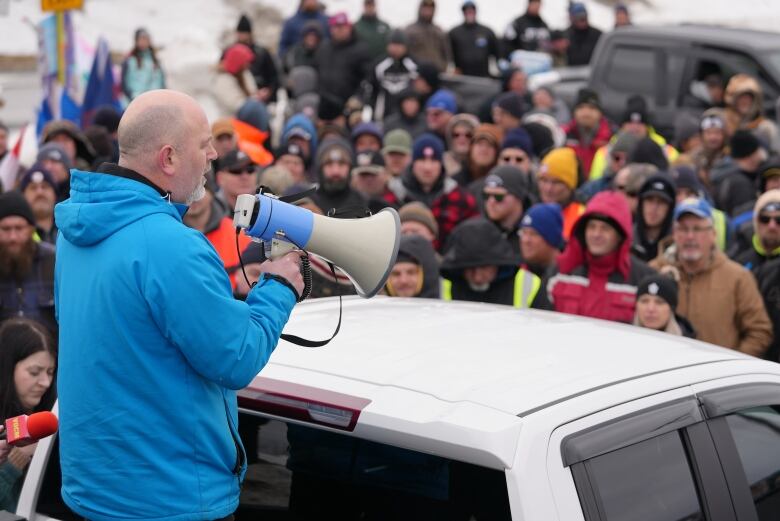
521, 203, 564, 249
425, 89, 457, 114
351, 122, 384, 143
412, 133, 444, 162
19, 163, 58, 195
501, 128, 534, 157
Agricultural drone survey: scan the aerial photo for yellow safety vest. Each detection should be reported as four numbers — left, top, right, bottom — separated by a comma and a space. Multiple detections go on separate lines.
589, 129, 679, 180
441, 269, 541, 309
712, 208, 727, 252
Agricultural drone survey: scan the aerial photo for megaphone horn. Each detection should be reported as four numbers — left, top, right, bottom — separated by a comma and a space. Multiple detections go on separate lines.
234, 193, 401, 298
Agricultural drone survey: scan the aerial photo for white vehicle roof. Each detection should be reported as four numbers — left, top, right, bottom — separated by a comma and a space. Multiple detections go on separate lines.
263, 297, 748, 416
248, 297, 763, 469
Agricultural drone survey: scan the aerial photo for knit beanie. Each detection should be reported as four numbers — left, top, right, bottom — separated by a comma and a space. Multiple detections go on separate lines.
412, 133, 444, 162
0, 191, 35, 226
472, 124, 504, 149
611, 130, 640, 156
425, 89, 457, 114
237, 14, 252, 33
501, 128, 534, 157
730, 130, 760, 159
520, 203, 564, 249
493, 92, 526, 120
628, 137, 669, 171
760, 161, 780, 193
540, 147, 578, 190
316, 136, 353, 168
36, 142, 72, 170
484, 165, 530, 202
636, 274, 679, 311
399, 201, 439, 237
638, 174, 675, 204
19, 163, 58, 195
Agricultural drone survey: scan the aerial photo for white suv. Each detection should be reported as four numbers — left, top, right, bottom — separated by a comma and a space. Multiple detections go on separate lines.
13, 297, 780, 520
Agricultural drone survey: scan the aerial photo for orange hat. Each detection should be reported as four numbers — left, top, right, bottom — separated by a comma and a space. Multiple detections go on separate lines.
472, 124, 504, 149
211, 118, 234, 139
539, 148, 578, 190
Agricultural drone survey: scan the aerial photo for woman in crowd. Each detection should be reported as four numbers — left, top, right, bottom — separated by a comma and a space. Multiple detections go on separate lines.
0, 319, 57, 512
121, 28, 166, 102
633, 274, 695, 338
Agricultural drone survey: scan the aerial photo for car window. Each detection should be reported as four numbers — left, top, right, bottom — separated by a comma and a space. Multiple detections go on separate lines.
724, 406, 780, 520
237, 412, 512, 521
604, 46, 656, 97
583, 431, 704, 521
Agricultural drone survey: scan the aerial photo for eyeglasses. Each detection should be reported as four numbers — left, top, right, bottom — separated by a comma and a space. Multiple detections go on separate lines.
500, 154, 527, 164
453, 131, 473, 139
427, 109, 445, 118
227, 166, 255, 175
483, 192, 507, 202
611, 153, 626, 162
675, 225, 713, 235
758, 214, 780, 226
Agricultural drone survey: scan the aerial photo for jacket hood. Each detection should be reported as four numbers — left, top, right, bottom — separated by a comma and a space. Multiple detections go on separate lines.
559, 191, 633, 278
440, 217, 520, 278
55, 167, 185, 247
392, 234, 440, 298
282, 113, 318, 157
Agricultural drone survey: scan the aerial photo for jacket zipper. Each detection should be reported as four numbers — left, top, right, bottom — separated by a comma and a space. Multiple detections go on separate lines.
223, 397, 246, 476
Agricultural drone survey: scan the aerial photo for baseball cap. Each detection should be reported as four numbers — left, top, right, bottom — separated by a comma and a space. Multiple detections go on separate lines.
352, 150, 386, 175
674, 197, 713, 221
216, 149, 256, 173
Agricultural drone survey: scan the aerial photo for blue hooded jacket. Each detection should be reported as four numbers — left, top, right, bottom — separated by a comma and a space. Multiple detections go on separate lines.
54, 167, 296, 521
282, 112, 318, 158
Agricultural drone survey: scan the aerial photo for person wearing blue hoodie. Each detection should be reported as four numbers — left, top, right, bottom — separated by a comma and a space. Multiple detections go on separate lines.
54, 90, 304, 521
282, 113, 318, 179
278, 0, 330, 60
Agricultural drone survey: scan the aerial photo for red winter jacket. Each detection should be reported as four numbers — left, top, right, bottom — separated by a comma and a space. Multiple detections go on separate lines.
545, 191, 654, 323
563, 117, 613, 179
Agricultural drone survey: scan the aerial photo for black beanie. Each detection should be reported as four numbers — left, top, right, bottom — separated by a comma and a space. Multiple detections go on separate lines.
636, 274, 678, 311
621, 95, 649, 126
318, 93, 345, 121
237, 14, 252, 33
415, 61, 440, 91
730, 130, 760, 159
0, 191, 35, 226
628, 137, 668, 171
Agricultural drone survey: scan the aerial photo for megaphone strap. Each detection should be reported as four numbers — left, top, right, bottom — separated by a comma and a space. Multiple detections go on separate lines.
281, 261, 342, 348
278, 186, 317, 204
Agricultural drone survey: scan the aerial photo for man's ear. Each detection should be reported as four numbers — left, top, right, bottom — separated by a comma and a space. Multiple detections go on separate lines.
158, 145, 176, 178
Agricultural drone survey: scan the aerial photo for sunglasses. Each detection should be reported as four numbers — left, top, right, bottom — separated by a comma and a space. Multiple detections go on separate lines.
453, 131, 473, 139
758, 214, 780, 225
611, 153, 626, 162
227, 166, 255, 175
483, 192, 507, 202
500, 154, 526, 163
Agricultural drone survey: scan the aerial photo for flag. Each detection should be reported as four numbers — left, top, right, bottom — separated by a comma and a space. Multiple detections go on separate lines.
81, 37, 121, 128
0, 125, 27, 192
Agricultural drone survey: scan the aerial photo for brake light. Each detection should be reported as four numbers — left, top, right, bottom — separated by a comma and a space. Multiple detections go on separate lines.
238, 377, 371, 431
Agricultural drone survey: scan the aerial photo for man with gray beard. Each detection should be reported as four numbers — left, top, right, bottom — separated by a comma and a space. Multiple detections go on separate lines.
0, 191, 56, 333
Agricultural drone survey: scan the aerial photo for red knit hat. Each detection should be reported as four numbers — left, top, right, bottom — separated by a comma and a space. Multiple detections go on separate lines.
222, 44, 254, 75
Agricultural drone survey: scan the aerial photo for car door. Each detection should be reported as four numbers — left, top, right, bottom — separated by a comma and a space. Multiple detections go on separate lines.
693, 375, 780, 521
546, 387, 736, 521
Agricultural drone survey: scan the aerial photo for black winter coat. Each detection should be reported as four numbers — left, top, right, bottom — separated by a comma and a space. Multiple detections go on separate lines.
565, 26, 602, 66
448, 22, 499, 77
314, 35, 372, 104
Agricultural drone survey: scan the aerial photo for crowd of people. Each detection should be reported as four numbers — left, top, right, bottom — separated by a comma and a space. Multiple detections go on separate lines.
0, 0, 779, 510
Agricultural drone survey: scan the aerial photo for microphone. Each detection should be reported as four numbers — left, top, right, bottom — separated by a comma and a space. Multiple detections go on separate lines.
1, 411, 59, 447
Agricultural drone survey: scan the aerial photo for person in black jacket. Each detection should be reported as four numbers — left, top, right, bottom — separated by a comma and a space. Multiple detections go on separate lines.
711, 130, 766, 217
565, 3, 602, 66
448, 1, 500, 78
502, 0, 550, 56
233, 14, 280, 103
313, 13, 372, 105
633, 274, 696, 338
310, 137, 367, 215
385, 234, 441, 298
440, 217, 530, 306
632, 175, 676, 263
370, 30, 418, 121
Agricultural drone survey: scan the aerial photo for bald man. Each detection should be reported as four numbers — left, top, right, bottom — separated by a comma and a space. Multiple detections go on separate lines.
54, 90, 303, 521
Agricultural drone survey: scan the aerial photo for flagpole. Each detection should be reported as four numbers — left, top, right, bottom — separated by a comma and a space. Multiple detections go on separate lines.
56, 10, 65, 85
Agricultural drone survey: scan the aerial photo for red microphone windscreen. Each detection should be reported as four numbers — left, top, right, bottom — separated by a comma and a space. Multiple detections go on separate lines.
26, 411, 58, 439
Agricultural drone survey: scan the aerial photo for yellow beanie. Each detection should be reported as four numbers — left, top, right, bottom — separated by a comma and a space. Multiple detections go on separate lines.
540, 148, 578, 190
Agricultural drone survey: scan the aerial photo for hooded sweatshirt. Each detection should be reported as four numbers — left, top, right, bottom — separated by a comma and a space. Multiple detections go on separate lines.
545, 191, 654, 323
440, 217, 523, 305
388, 234, 441, 298
310, 137, 368, 214
632, 174, 676, 262
54, 164, 297, 521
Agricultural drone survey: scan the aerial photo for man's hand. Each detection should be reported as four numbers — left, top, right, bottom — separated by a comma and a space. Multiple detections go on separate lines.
0, 426, 9, 465
262, 252, 305, 298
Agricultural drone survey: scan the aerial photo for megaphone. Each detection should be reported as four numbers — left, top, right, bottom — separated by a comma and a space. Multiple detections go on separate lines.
233, 193, 401, 298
